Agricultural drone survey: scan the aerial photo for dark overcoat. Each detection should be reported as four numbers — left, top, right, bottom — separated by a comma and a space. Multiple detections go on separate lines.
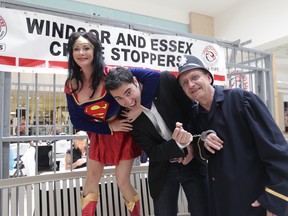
193, 86, 288, 216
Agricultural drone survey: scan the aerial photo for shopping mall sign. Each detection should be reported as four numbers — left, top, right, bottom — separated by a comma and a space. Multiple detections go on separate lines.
0, 8, 227, 85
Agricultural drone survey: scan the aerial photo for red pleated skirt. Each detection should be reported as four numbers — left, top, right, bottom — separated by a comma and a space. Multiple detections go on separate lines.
88, 131, 142, 165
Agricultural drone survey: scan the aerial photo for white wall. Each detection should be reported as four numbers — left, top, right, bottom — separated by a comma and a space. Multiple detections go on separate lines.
214, 0, 288, 49
75, 0, 190, 24
213, 0, 288, 120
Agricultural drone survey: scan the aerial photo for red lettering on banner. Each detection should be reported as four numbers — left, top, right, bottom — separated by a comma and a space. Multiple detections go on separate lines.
48, 61, 68, 69
170, 71, 178, 77
0, 55, 16, 66
19, 58, 45, 67
214, 74, 225, 81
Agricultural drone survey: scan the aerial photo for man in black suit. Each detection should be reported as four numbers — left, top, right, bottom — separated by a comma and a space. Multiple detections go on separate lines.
105, 67, 208, 216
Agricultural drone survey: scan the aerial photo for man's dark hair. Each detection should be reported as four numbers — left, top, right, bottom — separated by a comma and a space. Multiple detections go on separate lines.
105, 67, 135, 91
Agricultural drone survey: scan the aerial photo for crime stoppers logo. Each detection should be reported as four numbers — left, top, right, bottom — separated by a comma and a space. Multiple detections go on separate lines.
0, 16, 7, 40
201, 45, 219, 66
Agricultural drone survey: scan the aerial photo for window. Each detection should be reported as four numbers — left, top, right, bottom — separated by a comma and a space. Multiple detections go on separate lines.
10, 72, 69, 136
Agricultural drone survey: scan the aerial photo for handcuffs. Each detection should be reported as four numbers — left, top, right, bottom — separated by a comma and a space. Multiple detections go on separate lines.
199, 130, 216, 141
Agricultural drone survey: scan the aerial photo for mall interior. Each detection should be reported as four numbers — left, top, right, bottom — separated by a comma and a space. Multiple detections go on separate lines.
0, 0, 288, 215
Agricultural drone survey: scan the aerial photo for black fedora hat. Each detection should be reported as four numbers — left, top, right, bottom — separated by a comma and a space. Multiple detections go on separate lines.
178, 55, 214, 85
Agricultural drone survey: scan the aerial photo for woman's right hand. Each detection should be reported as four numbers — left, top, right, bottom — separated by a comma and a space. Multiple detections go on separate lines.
109, 119, 133, 132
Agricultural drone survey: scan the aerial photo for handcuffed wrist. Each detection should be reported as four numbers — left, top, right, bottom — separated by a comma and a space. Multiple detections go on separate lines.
176, 135, 193, 149
200, 130, 216, 141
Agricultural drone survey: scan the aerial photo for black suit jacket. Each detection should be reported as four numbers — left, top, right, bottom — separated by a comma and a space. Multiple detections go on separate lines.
131, 71, 207, 199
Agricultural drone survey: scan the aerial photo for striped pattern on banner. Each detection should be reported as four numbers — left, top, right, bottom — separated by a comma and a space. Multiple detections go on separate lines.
0, 55, 68, 69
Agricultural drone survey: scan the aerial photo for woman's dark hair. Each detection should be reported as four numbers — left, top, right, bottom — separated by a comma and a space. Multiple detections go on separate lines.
65, 31, 105, 98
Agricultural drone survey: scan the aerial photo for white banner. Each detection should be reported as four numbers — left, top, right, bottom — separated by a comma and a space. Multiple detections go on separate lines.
0, 8, 227, 85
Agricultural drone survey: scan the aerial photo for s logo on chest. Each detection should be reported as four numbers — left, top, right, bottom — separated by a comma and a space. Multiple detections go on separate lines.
84, 101, 109, 120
